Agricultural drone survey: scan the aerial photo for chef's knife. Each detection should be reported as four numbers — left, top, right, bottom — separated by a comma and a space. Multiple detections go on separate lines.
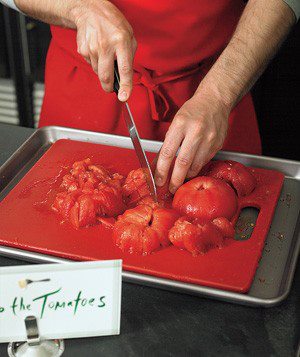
113, 63, 158, 202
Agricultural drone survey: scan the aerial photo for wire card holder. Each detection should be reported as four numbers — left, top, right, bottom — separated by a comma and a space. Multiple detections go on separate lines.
7, 316, 64, 357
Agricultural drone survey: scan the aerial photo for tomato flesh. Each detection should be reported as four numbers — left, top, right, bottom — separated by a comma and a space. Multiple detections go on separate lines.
113, 205, 180, 255
52, 159, 125, 228
168, 216, 224, 255
201, 160, 256, 197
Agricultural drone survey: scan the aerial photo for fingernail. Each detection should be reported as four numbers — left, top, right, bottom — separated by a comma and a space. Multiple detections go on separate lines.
169, 185, 176, 194
118, 90, 127, 102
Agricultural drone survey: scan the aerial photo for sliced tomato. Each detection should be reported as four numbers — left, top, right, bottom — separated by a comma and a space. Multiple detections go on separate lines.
212, 217, 235, 239
77, 194, 96, 227
172, 176, 238, 221
60, 174, 79, 192
51, 191, 68, 213
123, 167, 173, 207
168, 217, 224, 256
117, 204, 152, 225
93, 182, 125, 217
59, 190, 82, 220
113, 205, 179, 255
201, 160, 256, 197
53, 158, 125, 228
71, 158, 92, 177
88, 164, 111, 182
122, 168, 150, 207
97, 217, 116, 229
69, 202, 79, 229
151, 208, 180, 247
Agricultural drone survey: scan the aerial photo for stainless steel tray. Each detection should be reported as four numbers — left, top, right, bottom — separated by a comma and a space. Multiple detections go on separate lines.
0, 126, 299, 307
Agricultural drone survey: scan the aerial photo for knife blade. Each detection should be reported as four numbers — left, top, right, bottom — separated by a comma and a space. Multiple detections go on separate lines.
113, 64, 158, 202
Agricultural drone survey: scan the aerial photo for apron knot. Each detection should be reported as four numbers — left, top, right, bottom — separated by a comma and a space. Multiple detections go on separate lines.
133, 64, 204, 122
134, 65, 169, 121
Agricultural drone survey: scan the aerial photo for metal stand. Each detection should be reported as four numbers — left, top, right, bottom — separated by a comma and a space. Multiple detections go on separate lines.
7, 316, 64, 357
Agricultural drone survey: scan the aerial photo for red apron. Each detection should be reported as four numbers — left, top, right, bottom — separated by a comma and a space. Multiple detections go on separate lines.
39, 0, 261, 155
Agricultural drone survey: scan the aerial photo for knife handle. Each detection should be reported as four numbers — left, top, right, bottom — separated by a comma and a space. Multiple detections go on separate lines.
113, 61, 120, 94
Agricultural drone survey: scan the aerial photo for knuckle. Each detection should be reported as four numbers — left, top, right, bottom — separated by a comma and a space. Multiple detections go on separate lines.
161, 147, 175, 160
99, 40, 110, 53
177, 155, 191, 167
78, 46, 88, 57
174, 115, 186, 127
113, 30, 129, 43
89, 44, 98, 55
99, 72, 111, 85
171, 176, 184, 186
207, 131, 217, 143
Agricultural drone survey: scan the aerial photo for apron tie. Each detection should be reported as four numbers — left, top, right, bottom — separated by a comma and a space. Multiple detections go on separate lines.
133, 64, 203, 122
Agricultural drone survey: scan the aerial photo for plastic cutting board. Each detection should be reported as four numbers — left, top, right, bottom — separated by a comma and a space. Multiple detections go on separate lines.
0, 139, 284, 293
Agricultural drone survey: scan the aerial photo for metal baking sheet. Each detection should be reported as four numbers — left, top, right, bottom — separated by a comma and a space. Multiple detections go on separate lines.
0, 126, 299, 307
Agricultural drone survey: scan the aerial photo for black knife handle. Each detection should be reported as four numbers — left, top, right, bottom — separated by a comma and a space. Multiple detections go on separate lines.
113, 61, 120, 94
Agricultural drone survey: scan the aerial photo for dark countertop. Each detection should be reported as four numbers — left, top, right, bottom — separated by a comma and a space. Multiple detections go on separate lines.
0, 123, 299, 357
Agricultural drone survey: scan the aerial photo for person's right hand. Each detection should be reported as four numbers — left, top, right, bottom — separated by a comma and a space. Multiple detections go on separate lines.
73, 0, 137, 101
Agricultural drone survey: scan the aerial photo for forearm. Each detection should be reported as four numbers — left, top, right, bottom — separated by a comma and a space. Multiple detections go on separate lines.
14, 0, 85, 28
196, 0, 295, 109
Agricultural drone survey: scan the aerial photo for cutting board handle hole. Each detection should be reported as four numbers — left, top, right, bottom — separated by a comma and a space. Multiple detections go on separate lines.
234, 207, 259, 241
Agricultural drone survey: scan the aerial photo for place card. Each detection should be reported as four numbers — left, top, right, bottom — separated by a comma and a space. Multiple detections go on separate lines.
0, 260, 122, 343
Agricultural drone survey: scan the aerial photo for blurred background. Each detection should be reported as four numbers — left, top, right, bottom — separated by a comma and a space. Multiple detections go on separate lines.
0, 5, 299, 160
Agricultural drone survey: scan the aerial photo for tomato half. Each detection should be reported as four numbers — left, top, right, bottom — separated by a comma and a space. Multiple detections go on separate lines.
201, 160, 256, 197
172, 176, 238, 221
168, 216, 224, 255
113, 205, 180, 255
212, 217, 235, 239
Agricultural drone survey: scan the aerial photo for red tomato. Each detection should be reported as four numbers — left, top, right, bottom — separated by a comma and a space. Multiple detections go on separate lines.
69, 194, 96, 229
52, 191, 68, 213
122, 168, 173, 207
212, 217, 235, 239
97, 217, 116, 229
92, 182, 125, 217
113, 205, 180, 255
168, 216, 224, 255
122, 168, 150, 207
172, 176, 238, 221
60, 174, 79, 192
71, 158, 92, 177
201, 160, 256, 197
53, 158, 125, 228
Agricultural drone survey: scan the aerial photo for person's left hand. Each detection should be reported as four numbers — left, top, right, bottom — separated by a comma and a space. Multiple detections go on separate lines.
154, 92, 231, 194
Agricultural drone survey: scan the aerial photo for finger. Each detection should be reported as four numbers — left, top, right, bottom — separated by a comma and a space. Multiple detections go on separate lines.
169, 136, 200, 193
186, 139, 220, 179
77, 28, 89, 60
86, 27, 99, 74
154, 128, 184, 187
90, 55, 99, 74
98, 51, 114, 92
116, 44, 134, 101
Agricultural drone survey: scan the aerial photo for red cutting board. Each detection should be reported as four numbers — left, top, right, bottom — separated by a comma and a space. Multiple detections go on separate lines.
0, 139, 284, 293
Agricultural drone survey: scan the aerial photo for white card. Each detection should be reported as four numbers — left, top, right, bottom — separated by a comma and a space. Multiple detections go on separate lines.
0, 260, 122, 343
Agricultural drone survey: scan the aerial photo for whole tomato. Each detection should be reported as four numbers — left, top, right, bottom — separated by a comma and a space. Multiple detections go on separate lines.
201, 160, 256, 197
172, 176, 238, 221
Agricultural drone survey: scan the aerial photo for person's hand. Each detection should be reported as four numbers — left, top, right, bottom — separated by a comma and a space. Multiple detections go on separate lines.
154, 92, 230, 194
73, 0, 137, 101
